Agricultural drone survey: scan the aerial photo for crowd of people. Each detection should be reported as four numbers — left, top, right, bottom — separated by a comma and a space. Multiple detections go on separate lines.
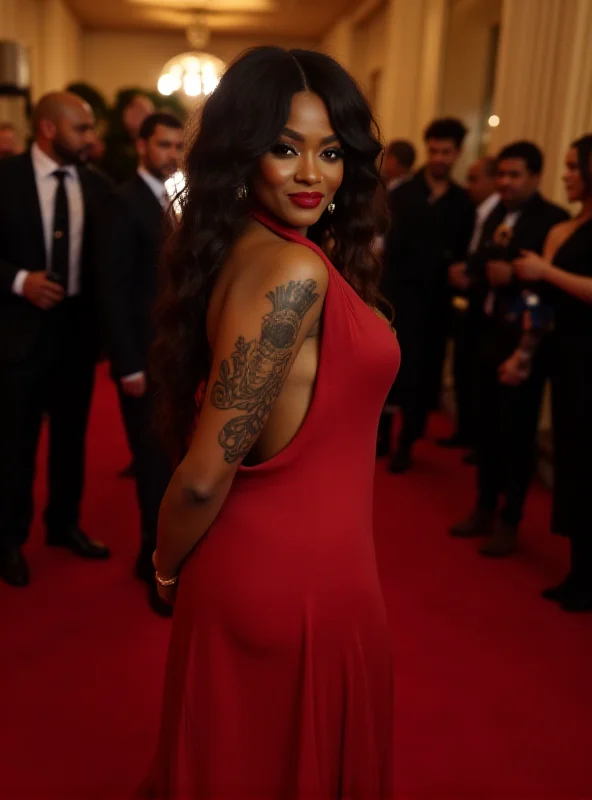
0, 72, 590, 625
379, 121, 592, 612
0, 90, 183, 616
0, 72, 591, 623
0, 44, 591, 798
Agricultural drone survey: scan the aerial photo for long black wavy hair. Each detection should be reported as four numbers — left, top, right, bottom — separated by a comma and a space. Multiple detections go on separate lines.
151, 46, 385, 461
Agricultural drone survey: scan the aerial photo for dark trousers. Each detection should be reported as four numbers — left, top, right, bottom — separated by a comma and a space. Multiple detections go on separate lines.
394, 288, 450, 450
117, 385, 171, 555
569, 536, 592, 583
473, 325, 548, 526
451, 306, 480, 443
0, 300, 95, 547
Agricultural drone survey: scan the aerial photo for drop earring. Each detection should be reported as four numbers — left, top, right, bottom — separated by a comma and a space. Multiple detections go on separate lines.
327, 201, 336, 214
237, 184, 249, 200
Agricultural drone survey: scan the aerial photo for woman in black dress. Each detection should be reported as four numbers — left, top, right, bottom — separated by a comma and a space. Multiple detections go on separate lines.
514, 134, 592, 612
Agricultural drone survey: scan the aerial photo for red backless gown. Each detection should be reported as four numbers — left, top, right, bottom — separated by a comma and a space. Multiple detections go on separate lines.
139, 210, 401, 799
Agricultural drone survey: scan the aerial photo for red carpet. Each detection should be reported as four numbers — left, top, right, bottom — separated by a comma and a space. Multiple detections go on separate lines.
1, 363, 591, 799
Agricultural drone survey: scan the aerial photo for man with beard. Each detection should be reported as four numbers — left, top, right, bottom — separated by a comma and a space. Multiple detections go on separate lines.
97, 113, 183, 615
0, 92, 112, 587
382, 118, 474, 473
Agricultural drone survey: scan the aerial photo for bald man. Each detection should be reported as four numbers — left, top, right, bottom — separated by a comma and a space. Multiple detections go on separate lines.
0, 92, 113, 587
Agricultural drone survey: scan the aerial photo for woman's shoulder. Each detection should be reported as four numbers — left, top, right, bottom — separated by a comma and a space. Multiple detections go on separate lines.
231, 233, 330, 299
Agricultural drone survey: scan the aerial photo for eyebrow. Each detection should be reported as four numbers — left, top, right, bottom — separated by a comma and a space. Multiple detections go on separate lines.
282, 127, 340, 145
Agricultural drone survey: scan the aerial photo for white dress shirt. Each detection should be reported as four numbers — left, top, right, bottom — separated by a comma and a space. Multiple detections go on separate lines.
469, 191, 501, 254
121, 168, 168, 385
138, 167, 169, 208
12, 143, 84, 297
386, 173, 412, 193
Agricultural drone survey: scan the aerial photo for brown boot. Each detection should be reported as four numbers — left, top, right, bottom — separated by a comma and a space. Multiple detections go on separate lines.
479, 521, 518, 557
449, 508, 495, 539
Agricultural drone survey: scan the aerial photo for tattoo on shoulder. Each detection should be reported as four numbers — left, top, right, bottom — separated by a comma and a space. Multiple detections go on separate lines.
211, 279, 319, 463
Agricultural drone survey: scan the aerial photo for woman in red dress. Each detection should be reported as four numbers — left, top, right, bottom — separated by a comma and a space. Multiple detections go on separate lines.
142, 46, 400, 799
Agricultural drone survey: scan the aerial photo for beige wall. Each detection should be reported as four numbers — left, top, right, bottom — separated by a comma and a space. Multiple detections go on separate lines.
320, 18, 353, 70
491, 0, 592, 205
321, 0, 448, 146
349, 3, 387, 105
81, 31, 317, 103
0, 0, 81, 101
441, 0, 502, 179
39, 0, 82, 95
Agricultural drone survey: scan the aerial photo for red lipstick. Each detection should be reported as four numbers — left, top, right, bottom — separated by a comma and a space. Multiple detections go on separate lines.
288, 192, 324, 209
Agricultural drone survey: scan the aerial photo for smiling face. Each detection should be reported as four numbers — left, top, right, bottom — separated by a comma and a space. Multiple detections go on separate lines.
252, 91, 345, 231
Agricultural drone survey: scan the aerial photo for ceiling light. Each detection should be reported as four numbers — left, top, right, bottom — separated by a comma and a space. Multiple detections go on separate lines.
158, 52, 225, 100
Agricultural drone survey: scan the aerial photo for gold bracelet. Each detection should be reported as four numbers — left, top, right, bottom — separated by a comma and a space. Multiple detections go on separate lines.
152, 550, 179, 586
155, 570, 179, 587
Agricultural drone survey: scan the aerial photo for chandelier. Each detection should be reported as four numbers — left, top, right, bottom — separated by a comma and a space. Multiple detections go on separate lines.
158, 51, 225, 99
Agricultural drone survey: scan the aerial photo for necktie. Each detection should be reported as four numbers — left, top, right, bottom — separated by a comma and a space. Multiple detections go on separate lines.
49, 169, 70, 290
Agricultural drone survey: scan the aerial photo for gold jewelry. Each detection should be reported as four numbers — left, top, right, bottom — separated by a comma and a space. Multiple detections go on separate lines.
327, 201, 336, 214
237, 183, 249, 200
152, 550, 179, 586
155, 570, 179, 587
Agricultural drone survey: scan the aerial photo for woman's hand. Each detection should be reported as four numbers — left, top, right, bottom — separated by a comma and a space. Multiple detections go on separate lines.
156, 581, 178, 607
513, 250, 551, 282
153, 550, 179, 606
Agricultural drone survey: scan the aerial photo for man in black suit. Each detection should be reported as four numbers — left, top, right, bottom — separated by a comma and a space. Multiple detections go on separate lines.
382, 118, 475, 472
0, 92, 112, 587
450, 141, 569, 557
97, 112, 183, 615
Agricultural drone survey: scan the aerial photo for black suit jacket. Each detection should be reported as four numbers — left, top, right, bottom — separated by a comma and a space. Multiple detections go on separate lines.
96, 174, 166, 379
0, 152, 112, 364
383, 168, 475, 300
469, 191, 569, 323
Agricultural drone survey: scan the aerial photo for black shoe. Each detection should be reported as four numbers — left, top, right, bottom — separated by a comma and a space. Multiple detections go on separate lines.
450, 508, 494, 539
135, 549, 155, 585
118, 460, 135, 479
388, 447, 412, 474
436, 435, 471, 449
541, 575, 576, 603
0, 546, 30, 587
560, 589, 592, 613
46, 526, 110, 559
462, 451, 478, 466
148, 580, 174, 617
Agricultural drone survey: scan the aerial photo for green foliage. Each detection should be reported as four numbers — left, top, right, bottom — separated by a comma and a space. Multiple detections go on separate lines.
66, 82, 110, 121
113, 87, 187, 122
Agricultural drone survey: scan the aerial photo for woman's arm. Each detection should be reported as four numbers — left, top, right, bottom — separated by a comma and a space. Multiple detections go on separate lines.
541, 264, 592, 305
514, 222, 592, 305
153, 244, 329, 581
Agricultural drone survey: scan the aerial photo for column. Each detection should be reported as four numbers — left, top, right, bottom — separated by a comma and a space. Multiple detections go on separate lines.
490, 0, 592, 203
377, 0, 449, 145
320, 18, 354, 71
